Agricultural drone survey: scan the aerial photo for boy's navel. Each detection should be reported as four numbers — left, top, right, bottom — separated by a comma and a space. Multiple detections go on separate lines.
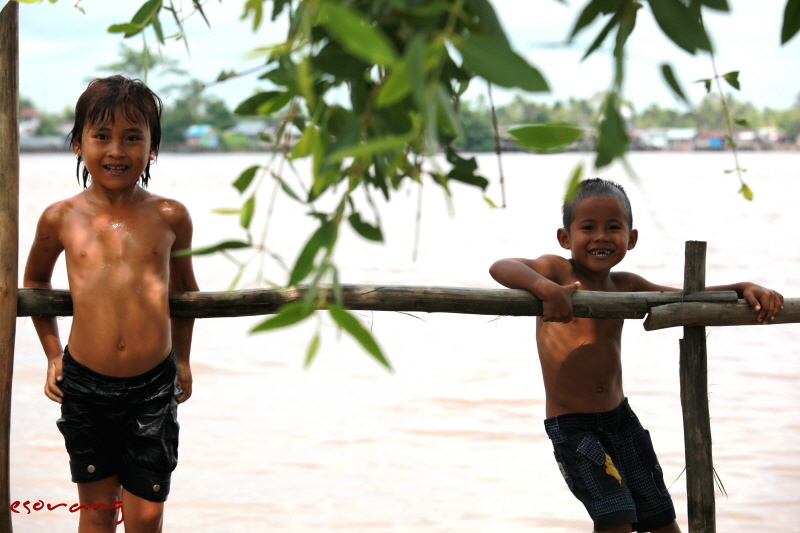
118, 341, 126, 351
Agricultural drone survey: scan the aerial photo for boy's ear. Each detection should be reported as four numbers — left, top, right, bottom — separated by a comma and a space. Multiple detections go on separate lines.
72, 140, 81, 158
557, 228, 571, 250
627, 229, 638, 250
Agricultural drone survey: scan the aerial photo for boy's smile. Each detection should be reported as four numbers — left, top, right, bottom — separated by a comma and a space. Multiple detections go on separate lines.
74, 115, 155, 194
557, 195, 637, 278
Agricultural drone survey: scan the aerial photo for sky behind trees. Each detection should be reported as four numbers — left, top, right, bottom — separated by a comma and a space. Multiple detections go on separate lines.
17, 0, 800, 114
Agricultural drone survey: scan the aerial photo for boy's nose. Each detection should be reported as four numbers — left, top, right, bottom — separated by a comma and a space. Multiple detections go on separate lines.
108, 140, 126, 157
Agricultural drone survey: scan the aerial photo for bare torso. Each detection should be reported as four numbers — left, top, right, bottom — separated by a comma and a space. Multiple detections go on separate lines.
536, 316, 625, 418
57, 191, 179, 376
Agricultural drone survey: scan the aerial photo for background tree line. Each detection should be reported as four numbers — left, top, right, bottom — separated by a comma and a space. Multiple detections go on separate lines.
454, 91, 800, 152
20, 76, 800, 152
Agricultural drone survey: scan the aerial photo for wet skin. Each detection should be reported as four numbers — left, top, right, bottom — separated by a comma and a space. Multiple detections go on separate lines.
489, 196, 784, 418
24, 115, 199, 404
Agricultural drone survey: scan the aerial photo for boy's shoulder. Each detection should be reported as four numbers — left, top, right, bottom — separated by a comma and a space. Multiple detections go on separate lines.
608, 270, 678, 293
145, 193, 192, 225
524, 254, 576, 284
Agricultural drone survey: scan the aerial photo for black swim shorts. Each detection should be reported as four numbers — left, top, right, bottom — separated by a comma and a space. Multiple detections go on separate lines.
56, 346, 180, 503
544, 399, 676, 532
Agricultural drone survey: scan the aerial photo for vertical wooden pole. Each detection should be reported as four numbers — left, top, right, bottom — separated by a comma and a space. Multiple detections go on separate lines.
0, 2, 18, 532
680, 241, 715, 532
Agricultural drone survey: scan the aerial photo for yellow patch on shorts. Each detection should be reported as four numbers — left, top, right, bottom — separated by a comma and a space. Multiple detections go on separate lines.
604, 454, 622, 485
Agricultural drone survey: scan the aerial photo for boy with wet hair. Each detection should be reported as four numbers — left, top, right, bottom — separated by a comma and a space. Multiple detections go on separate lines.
24, 75, 199, 532
489, 177, 783, 533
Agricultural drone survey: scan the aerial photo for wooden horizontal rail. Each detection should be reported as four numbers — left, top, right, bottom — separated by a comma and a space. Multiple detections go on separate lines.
18, 285, 743, 322
644, 299, 800, 330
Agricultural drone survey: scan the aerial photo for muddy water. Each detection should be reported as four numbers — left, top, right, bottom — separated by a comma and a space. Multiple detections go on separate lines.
11, 151, 800, 532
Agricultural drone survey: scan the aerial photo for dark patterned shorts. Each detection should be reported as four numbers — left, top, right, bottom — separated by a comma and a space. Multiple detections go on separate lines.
57, 346, 180, 503
544, 399, 676, 532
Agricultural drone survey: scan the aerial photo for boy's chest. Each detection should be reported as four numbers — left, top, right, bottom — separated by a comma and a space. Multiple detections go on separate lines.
61, 210, 175, 265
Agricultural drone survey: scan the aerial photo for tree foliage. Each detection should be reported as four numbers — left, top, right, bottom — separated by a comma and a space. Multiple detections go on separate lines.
17, 0, 800, 366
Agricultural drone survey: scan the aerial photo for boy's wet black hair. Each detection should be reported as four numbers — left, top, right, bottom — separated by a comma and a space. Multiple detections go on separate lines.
562, 178, 633, 232
68, 75, 163, 189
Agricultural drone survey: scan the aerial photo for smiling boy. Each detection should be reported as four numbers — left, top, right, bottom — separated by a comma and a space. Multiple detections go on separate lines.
24, 76, 199, 532
489, 178, 783, 533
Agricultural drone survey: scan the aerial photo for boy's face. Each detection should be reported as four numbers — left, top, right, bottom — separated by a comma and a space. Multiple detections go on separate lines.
73, 113, 155, 192
557, 195, 637, 274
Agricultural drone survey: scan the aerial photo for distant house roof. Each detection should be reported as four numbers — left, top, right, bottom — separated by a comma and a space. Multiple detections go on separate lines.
185, 124, 216, 137
227, 120, 270, 137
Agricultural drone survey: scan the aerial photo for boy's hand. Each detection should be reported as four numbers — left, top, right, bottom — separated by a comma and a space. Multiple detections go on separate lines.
541, 281, 580, 323
176, 361, 193, 403
742, 283, 784, 324
45, 354, 64, 404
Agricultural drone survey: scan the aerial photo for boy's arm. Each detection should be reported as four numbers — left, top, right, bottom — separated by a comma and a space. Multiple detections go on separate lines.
617, 273, 783, 324
705, 282, 783, 324
168, 201, 199, 404
23, 205, 66, 403
489, 256, 580, 323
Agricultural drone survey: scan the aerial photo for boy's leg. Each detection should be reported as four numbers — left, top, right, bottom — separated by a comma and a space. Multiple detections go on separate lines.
76, 476, 122, 533
120, 487, 164, 533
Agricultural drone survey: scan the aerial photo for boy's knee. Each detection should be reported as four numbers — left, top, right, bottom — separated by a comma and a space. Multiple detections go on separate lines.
121, 496, 164, 533
79, 505, 119, 533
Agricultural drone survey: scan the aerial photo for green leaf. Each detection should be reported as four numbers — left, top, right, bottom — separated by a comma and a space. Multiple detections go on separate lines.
240, 196, 255, 230
326, 132, 413, 162
463, 0, 510, 44
564, 164, 584, 204
507, 124, 583, 150
569, 0, 612, 41
483, 196, 498, 208
648, 0, 712, 53
722, 70, 740, 90
376, 61, 412, 108
660, 63, 690, 104
581, 10, 622, 60
107, 23, 143, 36
304, 333, 322, 367
288, 221, 336, 286
172, 240, 250, 257
348, 213, 384, 242
290, 125, 323, 160
277, 176, 303, 202
318, 1, 398, 66
734, 118, 749, 127
211, 207, 241, 215
739, 183, 754, 201
234, 91, 294, 116
595, 95, 629, 168
701, 0, 729, 11
250, 301, 314, 333
233, 166, 259, 194
241, 0, 265, 31
328, 304, 391, 369
456, 34, 549, 92
782, 0, 800, 44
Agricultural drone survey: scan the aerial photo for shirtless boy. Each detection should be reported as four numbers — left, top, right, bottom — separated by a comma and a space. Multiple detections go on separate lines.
489, 178, 783, 533
24, 75, 199, 532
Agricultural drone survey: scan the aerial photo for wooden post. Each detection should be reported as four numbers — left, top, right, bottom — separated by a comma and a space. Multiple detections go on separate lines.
0, 2, 18, 531
680, 241, 715, 532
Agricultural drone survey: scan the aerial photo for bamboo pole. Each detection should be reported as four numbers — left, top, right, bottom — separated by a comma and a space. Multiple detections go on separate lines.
680, 241, 715, 532
17, 286, 743, 319
645, 299, 800, 330
0, 2, 18, 532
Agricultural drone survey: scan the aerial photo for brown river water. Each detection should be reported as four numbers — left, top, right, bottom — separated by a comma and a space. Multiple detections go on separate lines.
10, 151, 800, 532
